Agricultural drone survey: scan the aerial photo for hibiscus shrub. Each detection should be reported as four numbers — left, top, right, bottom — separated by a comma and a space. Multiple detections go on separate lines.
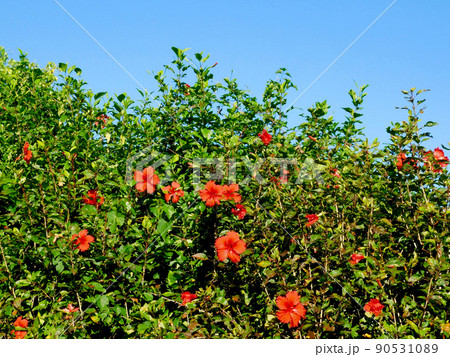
1, 46, 450, 339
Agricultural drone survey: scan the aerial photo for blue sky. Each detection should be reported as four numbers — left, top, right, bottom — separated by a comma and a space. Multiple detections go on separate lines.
1, 0, 449, 150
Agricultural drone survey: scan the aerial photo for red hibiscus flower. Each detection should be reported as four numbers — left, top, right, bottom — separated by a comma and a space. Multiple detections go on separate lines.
258, 129, 272, 145
423, 148, 449, 173
184, 84, 191, 96
331, 168, 341, 178
62, 303, 79, 319
271, 170, 289, 187
350, 253, 365, 265
222, 183, 242, 203
62, 303, 79, 314
434, 148, 449, 162
199, 181, 224, 207
13, 316, 29, 328
134, 166, 160, 194
231, 204, 246, 220
396, 153, 417, 171
162, 182, 185, 203
23, 142, 32, 164
11, 316, 29, 339
305, 214, 319, 227
83, 189, 104, 209
11, 330, 27, 339
276, 291, 307, 328
94, 114, 108, 128
215, 231, 247, 263
181, 291, 197, 306
364, 298, 384, 317
71, 229, 95, 252
396, 153, 406, 170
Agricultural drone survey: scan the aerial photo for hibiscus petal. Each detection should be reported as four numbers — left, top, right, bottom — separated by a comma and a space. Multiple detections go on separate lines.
276, 309, 292, 324
286, 291, 300, 305
146, 184, 156, 194
276, 296, 290, 310
134, 171, 143, 182
217, 248, 229, 261
135, 183, 146, 192
79, 229, 88, 238
289, 311, 301, 327
293, 303, 306, 319
232, 239, 247, 255
205, 198, 216, 207
228, 250, 241, 263
215, 236, 227, 250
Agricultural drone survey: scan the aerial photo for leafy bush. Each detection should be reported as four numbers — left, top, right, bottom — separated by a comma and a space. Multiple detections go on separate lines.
1, 46, 449, 339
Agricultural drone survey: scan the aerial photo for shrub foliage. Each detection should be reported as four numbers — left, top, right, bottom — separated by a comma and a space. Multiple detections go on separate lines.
1, 46, 450, 338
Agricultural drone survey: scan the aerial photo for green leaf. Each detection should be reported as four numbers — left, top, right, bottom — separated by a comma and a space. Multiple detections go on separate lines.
98, 295, 109, 310
161, 204, 176, 220
200, 128, 212, 140
171, 47, 181, 57
407, 319, 420, 335
137, 321, 151, 334
107, 210, 125, 233
94, 92, 107, 100
81, 204, 97, 215
156, 218, 171, 236
216, 296, 228, 305
167, 271, 182, 286
91, 282, 106, 292
257, 261, 271, 268
423, 121, 438, 128
192, 253, 208, 260
142, 216, 152, 230
55, 261, 64, 274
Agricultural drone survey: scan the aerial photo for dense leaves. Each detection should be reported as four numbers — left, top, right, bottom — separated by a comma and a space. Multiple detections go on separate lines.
0, 46, 449, 339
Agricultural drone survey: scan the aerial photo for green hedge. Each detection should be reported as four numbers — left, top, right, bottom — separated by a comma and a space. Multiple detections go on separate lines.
1, 46, 449, 338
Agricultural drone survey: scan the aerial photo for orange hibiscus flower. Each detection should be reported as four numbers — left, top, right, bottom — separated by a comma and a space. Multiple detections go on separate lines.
11, 316, 29, 339
258, 129, 272, 145
162, 182, 185, 203
71, 229, 95, 252
23, 142, 32, 164
364, 298, 384, 316
181, 291, 197, 306
305, 214, 319, 227
94, 114, 109, 128
83, 189, 104, 209
62, 303, 79, 314
231, 204, 246, 220
349, 253, 365, 265
423, 148, 449, 173
331, 168, 341, 178
134, 166, 160, 194
215, 231, 247, 263
222, 183, 242, 203
396, 153, 406, 170
199, 181, 224, 207
276, 291, 307, 328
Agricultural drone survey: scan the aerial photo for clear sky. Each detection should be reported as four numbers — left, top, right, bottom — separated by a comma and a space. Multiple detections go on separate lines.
1, 0, 449, 150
